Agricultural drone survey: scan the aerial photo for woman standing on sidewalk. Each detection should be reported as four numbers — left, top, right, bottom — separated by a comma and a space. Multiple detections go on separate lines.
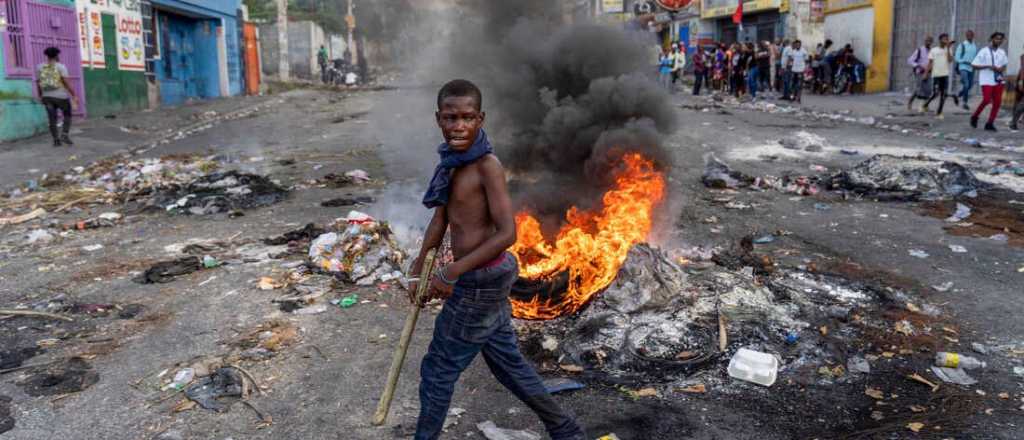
36, 47, 78, 147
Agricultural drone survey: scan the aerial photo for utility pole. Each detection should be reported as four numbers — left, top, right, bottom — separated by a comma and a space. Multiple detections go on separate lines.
277, 0, 290, 80
346, 0, 358, 63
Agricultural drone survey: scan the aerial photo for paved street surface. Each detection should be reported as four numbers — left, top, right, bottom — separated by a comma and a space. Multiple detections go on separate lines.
1, 85, 1022, 440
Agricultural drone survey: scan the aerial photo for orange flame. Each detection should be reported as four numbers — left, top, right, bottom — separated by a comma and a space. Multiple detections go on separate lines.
510, 153, 666, 319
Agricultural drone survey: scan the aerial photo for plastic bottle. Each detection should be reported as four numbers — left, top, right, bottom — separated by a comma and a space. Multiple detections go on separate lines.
935, 352, 986, 370
163, 367, 195, 391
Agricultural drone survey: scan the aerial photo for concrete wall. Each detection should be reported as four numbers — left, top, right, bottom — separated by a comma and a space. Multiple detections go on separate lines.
259, 20, 335, 81
1009, 0, 1024, 78
824, 7, 875, 62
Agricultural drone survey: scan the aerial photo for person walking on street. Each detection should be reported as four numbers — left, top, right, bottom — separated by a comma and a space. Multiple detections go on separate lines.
692, 47, 707, 96
783, 40, 808, 102
36, 47, 77, 147
658, 47, 674, 91
970, 32, 1008, 132
317, 45, 329, 84
671, 44, 686, 91
924, 34, 954, 118
780, 40, 793, 99
954, 30, 977, 110
749, 42, 770, 99
713, 44, 727, 92
1010, 48, 1024, 131
907, 36, 933, 112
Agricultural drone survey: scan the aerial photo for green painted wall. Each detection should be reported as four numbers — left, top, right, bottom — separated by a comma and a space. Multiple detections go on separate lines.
83, 13, 148, 117
0, 43, 48, 142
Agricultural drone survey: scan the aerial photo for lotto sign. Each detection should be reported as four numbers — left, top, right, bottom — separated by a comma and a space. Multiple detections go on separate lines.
116, 14, 145, 71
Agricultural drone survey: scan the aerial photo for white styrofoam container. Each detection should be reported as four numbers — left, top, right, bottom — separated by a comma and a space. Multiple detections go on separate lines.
728, 348, 779, 387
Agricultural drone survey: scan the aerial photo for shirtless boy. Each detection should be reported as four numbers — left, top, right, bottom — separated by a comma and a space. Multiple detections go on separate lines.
409, 79, 585, 440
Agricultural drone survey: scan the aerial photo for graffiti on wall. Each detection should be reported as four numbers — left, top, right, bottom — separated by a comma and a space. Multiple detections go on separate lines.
76, 0, 145, 71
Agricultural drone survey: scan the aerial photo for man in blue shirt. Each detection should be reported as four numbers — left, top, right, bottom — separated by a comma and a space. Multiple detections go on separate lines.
954, 30, 978, 110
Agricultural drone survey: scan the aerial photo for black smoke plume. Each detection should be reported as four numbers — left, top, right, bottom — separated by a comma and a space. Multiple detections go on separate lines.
435, 2, 677, 222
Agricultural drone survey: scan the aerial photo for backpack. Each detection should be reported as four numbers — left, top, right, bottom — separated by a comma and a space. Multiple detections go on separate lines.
39, 64, 63, 91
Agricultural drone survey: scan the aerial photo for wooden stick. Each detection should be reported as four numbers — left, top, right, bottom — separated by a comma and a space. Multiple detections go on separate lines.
228, 364, 264, 395
372, 248, 437, 426
0, 309, 73, 321
717, 303, 728, 352
0, 360, 59, 375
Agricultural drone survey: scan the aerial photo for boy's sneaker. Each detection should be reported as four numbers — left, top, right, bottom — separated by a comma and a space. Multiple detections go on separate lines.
936, 114, 945, 120
970, 116, 978, 128
984, 122, 997, 132
962, 103, 970, 111
60, 135, 73, 145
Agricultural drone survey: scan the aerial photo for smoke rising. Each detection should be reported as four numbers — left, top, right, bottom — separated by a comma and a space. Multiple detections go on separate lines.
370, 1, 677, 231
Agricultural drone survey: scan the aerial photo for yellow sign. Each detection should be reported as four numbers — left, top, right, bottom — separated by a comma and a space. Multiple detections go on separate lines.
701, 0, 782, 19
345, 14, 356, 29
602, 0, 625, 13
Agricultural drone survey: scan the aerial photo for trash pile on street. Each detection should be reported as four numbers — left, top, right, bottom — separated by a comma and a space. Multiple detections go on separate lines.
828, 154, 985, 201
308, 211, 406, 285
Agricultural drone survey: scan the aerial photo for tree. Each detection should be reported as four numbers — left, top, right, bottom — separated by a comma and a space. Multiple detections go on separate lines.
243, 0, 277, 22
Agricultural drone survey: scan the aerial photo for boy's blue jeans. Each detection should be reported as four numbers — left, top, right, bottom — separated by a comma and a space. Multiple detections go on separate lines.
415, 253, 584, 440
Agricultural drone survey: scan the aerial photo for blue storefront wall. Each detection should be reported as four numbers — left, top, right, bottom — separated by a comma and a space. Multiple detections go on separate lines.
150, 0, 241, 106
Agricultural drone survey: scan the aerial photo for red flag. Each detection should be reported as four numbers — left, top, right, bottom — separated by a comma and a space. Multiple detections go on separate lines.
732, 1, 743, 24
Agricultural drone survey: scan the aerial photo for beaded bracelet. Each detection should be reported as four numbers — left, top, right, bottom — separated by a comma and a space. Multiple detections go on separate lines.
435, 268, 457, 285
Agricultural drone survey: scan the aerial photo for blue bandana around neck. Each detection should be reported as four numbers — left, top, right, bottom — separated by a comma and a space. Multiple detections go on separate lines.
422, 129, 493, 208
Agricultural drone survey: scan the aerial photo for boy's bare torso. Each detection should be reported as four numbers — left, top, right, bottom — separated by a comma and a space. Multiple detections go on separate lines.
447, 155, 499, 260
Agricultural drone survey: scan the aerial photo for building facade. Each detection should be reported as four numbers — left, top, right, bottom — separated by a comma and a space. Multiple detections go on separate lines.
148, 0, 242, 106
75, 0, 147, 117
1, 0, 83, 141
822, 0, 893, 93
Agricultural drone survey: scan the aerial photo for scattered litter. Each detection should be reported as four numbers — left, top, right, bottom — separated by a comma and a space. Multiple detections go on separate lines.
702, 157, 752, 189
865, 387, 885, 400
321, 195, 375, 207
0, 208, 47, 226
989, 234, 1009, 243
82, 244, 104, 252
542, 378, 585, 394
752, 235, 775, 244
344, 169, 371, 182
907, 422, 925, 433
185, 367, 245, 412
292, 305, 328, 315
847, 357, 871, 374
0, 395, 11, 435
263, 223, 326, 246
26, 229, 55, 244
476, 420, 541, 440
813, 203, 831, 211
134, 257, 202, 284
153, 171, 288, 215
932, 282, 954, 292
728, 348, 778, 387
840, 149, 860, 156
935, 352, 986, 369
257, 277, 285, 290
971, 343, 989, 355
163, 368, 196, 391
948, 244, 967, 253
778, 131, 826, 152
675, 384, 706, 394
908, 372, 941, 392
908, 249, 929, 259
945, 203, 972, 222
930, 366, 977, 386
330, 294, 359, 309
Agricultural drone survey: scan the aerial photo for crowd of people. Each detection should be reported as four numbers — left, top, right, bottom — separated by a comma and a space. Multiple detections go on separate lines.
658, 31, 1023, 132
906, 30, 1024, 132
659, 39, 865, 103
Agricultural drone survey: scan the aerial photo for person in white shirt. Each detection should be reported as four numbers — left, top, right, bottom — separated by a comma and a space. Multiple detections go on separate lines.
783, 40, 808, 103
923, 34, 955, 118
970, 32, 1008, 132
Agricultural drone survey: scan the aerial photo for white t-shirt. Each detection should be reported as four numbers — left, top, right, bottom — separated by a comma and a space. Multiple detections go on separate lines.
972, 46, 1008, 86
783, 47, 808, 73
928, 46, 951, 78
